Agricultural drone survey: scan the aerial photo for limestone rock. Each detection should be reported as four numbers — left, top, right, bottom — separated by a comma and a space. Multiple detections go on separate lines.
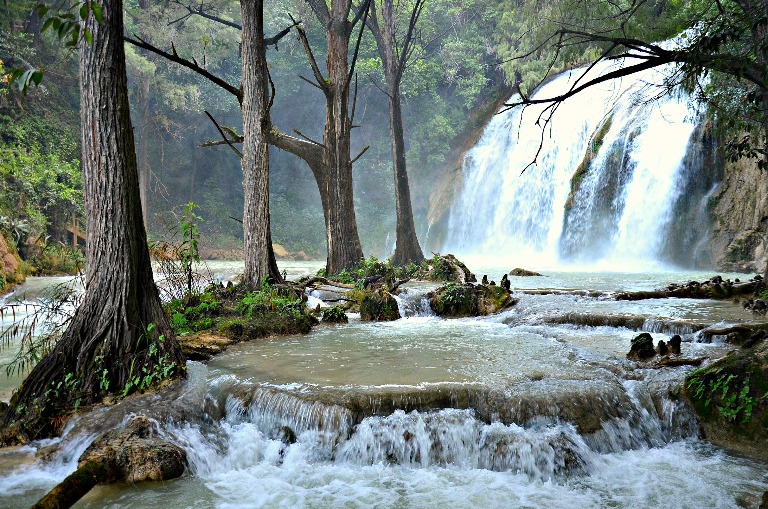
0, 233, 24, 294
429, 283, 516, 318
668, 335, 682, 355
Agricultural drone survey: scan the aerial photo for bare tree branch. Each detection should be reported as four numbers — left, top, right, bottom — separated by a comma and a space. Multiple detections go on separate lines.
351, 145, 370, 164
203, 111, 243, 158
124, 35, 242, 100
168, 0, 242, 29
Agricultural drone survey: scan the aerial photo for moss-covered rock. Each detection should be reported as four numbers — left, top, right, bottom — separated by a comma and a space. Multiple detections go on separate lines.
683, 341, 768, 460
422, 254, 477, 283
218, 312, 316, 341
360, 290, 401, 321
429, 283, 515, 318
627, 333, 656, 360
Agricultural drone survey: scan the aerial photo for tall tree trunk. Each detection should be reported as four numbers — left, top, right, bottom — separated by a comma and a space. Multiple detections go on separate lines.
137, 80, 151, 232
368, 0, 425, 266
240, 0, 283, 286
1, 0, 184, 440
387, 79, 424, 265
322, 4, 364, 273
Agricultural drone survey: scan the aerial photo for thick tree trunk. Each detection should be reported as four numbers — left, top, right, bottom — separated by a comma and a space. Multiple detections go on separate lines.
319, 0, 364, 273
241, 0, 283, 286
387, 81, 424, 265
1, 0, 184, 440
368, 0, 424, 266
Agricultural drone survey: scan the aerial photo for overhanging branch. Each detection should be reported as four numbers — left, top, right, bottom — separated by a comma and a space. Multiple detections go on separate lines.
125, 35, 242, 101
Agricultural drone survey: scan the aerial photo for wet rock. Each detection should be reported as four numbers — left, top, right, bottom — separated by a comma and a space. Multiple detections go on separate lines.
0, 233, 24, 294
509, 268, 543, 277
428, 283, 516, 318
481, 275, 488, 285
270, 426, 297, 445
698, 325, 764, 345
617, 276, 758, 301
656, 340, 668, 356
423, 254, 477, 283
178, 332, 233, 361
501, 274, 511, 291
668, 335, 682, 355
683, 339, 768, 461
761, 491, 768, 509
360, 290, 401, 321
627, 333, 656, 360
32, 416, 187, 508
79, 416, 187, 483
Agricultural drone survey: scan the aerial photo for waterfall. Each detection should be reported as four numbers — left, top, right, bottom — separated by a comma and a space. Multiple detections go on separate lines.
446, 59, 706, 270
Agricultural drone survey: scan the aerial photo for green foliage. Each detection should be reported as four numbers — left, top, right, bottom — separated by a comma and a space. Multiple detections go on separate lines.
238, 277, 304, 319
686, 366, 768, 425
166, 291, 220, 335
150, 202, 214, 303
425, 254, 457, 281
0, 144, 83, 247
122, 323, 181, 397
322, 305, 348, 323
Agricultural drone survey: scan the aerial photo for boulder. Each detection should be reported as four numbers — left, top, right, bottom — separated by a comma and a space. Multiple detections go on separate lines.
429, 283, 515, 318
509, 268, 543, 277
668, 335, 682, 355
423, 254, 477, 283
322, 305, 348, 323
360, 290, 401, 321
627, 333, 656, 360
683, 340, 768, 461
656, 340, 668, 356
78, 416, 186, 483
0, 233, 24, 294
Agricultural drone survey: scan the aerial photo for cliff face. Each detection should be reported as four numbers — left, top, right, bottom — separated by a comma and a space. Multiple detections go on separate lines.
707, 154, 768, 273
0, 233, 24, 295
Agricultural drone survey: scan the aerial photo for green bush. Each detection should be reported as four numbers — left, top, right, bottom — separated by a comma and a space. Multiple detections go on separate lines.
322, 305, 348, 323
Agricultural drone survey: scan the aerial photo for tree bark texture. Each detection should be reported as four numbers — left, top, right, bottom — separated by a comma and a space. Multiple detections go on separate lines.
1, 0, 184, 439
240, 0, 283, 286
271, 0, 364, 274
368, 0, 425, 266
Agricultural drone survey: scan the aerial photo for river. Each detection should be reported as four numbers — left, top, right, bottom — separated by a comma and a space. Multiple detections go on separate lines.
1, 262, 766, 508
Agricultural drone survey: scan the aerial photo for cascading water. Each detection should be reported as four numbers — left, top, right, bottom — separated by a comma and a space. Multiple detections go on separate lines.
446, 60, 707, 270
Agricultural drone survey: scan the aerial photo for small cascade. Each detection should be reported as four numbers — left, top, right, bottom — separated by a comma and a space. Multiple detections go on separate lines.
446, 57, 708, 269
156, 364, 704, 482
336, 409, 594, 480
394, 286, 436, 318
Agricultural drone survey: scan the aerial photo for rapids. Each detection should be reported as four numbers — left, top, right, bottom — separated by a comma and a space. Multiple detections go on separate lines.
1, 266, 767, 508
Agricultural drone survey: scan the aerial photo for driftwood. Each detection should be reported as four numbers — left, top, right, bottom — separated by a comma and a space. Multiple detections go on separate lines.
653, 357, 707, 368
